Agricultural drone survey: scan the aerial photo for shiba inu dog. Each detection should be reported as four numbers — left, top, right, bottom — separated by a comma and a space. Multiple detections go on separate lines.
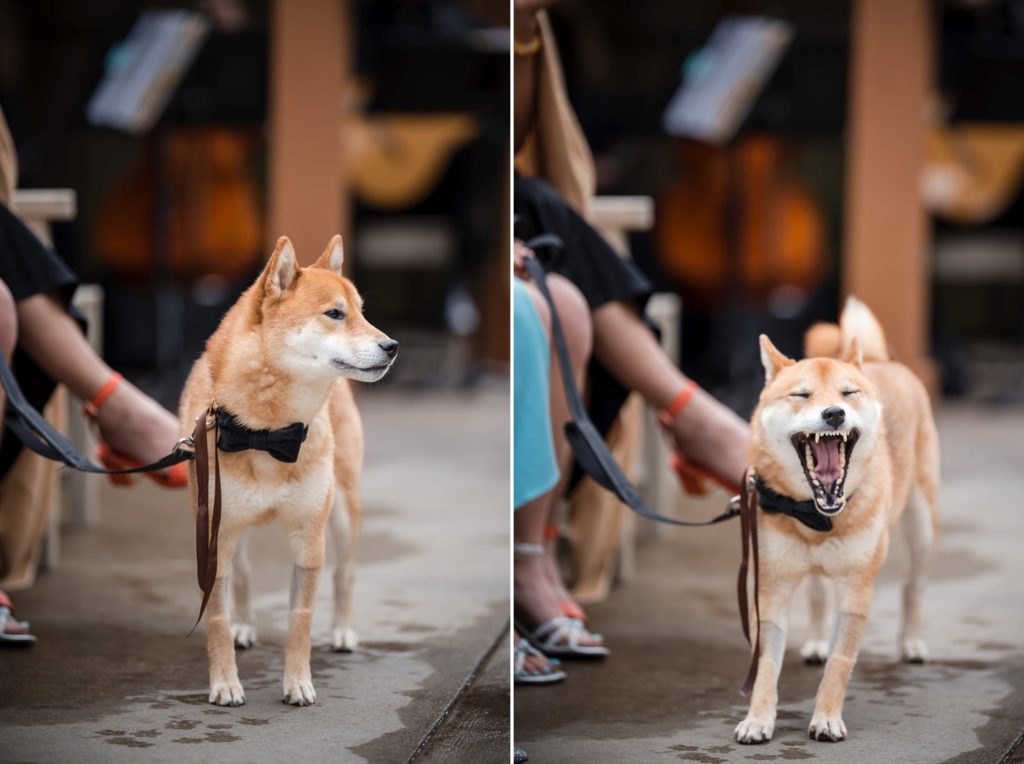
735, 297, 939, 743
179, 235, 397, 706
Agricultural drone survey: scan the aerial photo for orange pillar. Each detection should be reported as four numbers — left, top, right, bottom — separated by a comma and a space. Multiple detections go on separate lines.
843, 0, 936, 391
269, 0, 350, 265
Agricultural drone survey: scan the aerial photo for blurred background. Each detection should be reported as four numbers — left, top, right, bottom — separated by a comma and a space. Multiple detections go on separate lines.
544, 0, 1024, 416
0, 0, 509, 406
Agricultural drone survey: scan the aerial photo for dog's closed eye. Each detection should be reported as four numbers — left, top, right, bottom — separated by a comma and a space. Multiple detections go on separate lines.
790, 392, 810, 399
842, 389, 860, 397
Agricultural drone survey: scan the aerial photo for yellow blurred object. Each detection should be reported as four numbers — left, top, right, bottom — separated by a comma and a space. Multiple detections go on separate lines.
346, 114, 479, 210
923, 123, 1024, 224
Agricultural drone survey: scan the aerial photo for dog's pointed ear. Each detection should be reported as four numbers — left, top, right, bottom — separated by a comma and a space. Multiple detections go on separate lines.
313, 235, 344, 275
759, 334, 794, 383
261, 237, 299, 300
841, 337, 863, 367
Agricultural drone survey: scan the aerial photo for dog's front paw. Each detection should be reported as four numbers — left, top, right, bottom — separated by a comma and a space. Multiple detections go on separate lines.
800, 639, 830, 665
209, 680, 245, 707
735, 716, 775, 744
332, 627, 359, 653
901, 637, 928, 664
283, 677, 317, 706
808, 713, 847, 742
232, 623, 257, 650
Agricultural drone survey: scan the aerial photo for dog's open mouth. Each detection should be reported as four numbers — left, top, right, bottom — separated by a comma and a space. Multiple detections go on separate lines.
790, 428, 860, 515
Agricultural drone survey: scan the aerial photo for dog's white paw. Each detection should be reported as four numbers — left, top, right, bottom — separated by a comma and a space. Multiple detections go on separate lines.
901, 637, 928, 664
209, 680, 245, 707
808, 713, 847, 742
735, 716, 775, 744
332, 627, 359, 653
232, 623, 257, 650
800, 639, 830, 665
283, 677, 317, 706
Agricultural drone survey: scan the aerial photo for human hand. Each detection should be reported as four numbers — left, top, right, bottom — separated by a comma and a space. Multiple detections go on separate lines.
513, 240, 534, 280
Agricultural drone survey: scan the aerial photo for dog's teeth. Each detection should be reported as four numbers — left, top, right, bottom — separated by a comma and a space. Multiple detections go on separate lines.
814, 432, 820, 443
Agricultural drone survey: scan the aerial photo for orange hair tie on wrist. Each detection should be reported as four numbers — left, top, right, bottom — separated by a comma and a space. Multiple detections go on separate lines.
83, 372, 124, 419
658, 379, 698, 429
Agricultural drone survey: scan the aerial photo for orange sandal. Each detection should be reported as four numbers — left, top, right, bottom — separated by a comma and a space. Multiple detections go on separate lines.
84, 373, 188, 489
659, 380, 741, 497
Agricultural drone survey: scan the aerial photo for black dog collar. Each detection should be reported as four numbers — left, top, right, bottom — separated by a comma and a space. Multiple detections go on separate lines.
754, 477, 833, 533
214, 408, 308, 463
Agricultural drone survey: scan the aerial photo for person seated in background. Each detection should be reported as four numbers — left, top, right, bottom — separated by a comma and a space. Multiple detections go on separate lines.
0, 106, 183, 644
514, 240, 606, 664
512, 0, 750, 647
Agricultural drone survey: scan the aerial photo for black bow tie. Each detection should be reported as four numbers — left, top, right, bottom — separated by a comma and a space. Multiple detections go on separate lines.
755, 477, 834, 532
215, 409, 308, 463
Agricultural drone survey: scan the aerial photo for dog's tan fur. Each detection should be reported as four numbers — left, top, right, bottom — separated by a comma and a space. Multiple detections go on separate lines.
736, 298, 939, 743
179, 235, 395, 706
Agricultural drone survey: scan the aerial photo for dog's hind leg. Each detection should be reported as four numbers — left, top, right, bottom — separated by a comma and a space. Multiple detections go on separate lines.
329, 482, 361, 652
207, 535, 245, 706
900, 486, 935, 663
800, 574, 831, 664
230, 530, 257, 649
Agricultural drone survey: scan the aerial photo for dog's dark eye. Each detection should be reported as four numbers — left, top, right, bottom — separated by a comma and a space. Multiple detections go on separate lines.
842, 389, 860, 397
324, 308, 345, 320
790, 392, 810, 399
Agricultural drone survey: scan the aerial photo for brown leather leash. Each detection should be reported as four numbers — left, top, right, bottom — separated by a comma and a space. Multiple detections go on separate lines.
190, 409, 222, 633
736, 469, 761, 696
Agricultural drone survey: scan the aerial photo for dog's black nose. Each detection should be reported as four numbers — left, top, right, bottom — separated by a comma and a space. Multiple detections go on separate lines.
821, 406, 846, 428
378, 338, 399, 357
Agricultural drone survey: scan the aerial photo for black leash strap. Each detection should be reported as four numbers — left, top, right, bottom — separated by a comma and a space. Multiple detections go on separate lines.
0, 353, 194, 474
521, 241, 737, 528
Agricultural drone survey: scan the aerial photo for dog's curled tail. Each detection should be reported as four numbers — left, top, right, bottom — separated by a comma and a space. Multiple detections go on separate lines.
803, 297, 890, 362
840, 296, 889, 362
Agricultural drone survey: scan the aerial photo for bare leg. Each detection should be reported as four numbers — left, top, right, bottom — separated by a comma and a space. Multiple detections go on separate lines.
736, 572, 801, 743
15, 293, 179, 466
231, 532, 257, 649
591, 300, 748, 487
900, 487, 934, 662
800, 575, 831, 664
513, 276, 601, 648
206, 536, 243, 706
329, 483, 361, 652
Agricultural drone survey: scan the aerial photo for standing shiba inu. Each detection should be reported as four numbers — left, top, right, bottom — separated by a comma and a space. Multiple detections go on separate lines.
735, 298, 939, 743
179, 235, 397, 706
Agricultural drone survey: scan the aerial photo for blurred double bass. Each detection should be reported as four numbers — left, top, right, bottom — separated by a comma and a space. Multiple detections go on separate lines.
655, 136, 826, 309
93, 129, 263, 283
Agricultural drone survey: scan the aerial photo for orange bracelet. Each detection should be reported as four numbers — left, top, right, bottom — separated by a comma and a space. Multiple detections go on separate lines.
657, 379, 698, 429
83, 372, 124, 419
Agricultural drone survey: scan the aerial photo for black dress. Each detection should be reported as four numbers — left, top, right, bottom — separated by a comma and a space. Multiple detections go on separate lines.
0, 202, 79, 479
514, 175, 653, 441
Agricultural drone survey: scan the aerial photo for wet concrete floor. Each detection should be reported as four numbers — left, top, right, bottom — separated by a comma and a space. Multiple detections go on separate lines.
516, 404, 1024, 763
0, 387, 510, 763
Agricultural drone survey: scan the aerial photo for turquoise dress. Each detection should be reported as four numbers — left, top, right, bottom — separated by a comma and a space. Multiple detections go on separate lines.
513, 279, 559, 509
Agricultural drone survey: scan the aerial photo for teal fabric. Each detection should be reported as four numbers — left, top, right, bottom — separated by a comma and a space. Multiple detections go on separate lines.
513, 279, 559, 509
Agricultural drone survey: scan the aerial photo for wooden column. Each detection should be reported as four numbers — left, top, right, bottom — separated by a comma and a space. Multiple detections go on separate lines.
269, 0, 350, 265
843, 0, 936, 391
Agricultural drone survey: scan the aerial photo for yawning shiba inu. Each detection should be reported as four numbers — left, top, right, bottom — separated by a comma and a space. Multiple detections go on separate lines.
735, 297, 939, 744
179, 235, 397, 706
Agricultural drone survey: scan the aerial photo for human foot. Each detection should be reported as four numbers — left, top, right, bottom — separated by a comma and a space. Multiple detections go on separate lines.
541, 535, 586, 621
514, 632, 566, 684
514, 545, 606, 654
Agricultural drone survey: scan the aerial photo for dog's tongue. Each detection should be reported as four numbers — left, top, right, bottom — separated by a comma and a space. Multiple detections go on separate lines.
810, 438, 842, 483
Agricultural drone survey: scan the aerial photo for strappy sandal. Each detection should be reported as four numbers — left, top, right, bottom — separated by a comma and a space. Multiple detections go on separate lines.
0, 590, 36, 645
85, 373, 188, 489
514, 634, 566, 685
658, 380, 741, 496
517, 616, 610, 658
